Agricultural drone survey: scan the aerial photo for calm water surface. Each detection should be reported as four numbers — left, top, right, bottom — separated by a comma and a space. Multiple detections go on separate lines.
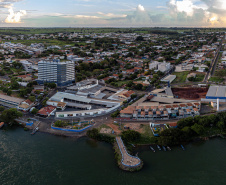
0, 127, 225, 185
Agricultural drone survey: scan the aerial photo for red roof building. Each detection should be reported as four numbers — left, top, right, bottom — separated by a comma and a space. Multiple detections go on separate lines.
38, 105, 56, 117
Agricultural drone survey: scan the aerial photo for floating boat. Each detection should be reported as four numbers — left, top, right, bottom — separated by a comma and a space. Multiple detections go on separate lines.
157, 145, 161, 151
162, 146, 167, 151
167, 146, 171, 151
0, 122, 4, 129
150, 146, 155, 153
181, 145, 185, 150
31, 127, 39, 135
131, 144, 135, 147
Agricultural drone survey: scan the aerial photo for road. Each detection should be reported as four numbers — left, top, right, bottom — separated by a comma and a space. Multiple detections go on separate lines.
203, 38, 224, 83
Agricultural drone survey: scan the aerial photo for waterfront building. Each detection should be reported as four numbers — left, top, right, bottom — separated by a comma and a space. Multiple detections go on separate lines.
37, 59, 75, 87
0, 94, 25, 108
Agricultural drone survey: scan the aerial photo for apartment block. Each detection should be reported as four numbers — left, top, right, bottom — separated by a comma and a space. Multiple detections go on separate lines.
37, 59, 75, 87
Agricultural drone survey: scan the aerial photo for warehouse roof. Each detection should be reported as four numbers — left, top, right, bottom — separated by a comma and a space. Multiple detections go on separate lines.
206, 86, 226, 98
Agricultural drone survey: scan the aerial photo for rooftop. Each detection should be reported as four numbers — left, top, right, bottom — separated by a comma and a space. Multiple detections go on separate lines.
206, 86, 226, 98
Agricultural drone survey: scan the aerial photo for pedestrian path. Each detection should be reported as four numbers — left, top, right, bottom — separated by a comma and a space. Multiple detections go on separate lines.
116, 137, 141, 167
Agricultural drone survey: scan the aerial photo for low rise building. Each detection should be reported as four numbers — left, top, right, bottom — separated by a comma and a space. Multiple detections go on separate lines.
0, 94, 24, 108
37, 105, 56, 117
17, 99, 34, 111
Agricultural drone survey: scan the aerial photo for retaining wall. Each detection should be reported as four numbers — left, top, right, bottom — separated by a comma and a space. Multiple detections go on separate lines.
51, 124, 92, 132
116, 137, 141, 168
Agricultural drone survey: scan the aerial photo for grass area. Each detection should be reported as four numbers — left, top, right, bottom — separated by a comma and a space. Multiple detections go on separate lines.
194, 73, 205, 82
10, 39, 74, 47
99, 124, 111, 130
172, 71, 189, 84
209, 76, 224, 83
133, 124, 157, 144
115, 80, 129, 87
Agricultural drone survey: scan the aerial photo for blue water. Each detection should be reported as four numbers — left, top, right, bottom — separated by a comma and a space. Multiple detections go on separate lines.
0, 128, 225, 185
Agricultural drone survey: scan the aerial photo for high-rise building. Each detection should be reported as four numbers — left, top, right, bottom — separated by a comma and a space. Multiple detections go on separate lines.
37, 59, 75, 87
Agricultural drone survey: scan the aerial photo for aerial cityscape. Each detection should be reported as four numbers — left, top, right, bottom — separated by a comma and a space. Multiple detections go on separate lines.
0, 0, 226, 185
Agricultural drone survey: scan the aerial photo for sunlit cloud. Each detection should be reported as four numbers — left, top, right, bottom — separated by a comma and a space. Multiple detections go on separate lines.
5, 7, 26, 23
137, 4, 145, 12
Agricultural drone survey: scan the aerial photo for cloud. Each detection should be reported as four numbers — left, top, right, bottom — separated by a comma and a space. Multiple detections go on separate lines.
166, 0, 226, 26
137, 4, 145, 12
169, 0, 206, 16
124, 4, 152, 26
97, 12, 127, 18
5, 7, 26, 23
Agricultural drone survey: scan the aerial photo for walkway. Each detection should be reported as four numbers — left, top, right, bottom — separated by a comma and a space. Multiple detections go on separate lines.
116, 137, 141, 167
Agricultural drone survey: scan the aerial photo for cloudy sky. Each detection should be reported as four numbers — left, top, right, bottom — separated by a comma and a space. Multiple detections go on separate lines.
0, 0, 226, 27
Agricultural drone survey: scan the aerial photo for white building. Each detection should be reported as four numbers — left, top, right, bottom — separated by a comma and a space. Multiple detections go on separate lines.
149, 61, 159, 70
158, 61, 171, 73
149, 61, 171, 73
37, 59, 75, 87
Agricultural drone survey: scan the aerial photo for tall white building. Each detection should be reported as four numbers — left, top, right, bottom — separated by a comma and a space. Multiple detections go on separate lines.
149, 61, 171, 73
37, 60, 75, 87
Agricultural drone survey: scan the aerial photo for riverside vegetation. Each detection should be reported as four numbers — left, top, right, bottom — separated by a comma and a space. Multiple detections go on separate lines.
87, 112, 226, 171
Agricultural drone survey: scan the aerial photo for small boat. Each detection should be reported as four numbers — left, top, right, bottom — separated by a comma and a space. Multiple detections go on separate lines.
131, 144, 135, 147
181, 145, 185, 150
150, 146, 155, 152
157, 145, 161, 151
167, 146, 171, 151
162, 146, 167, 151
0, 122, 4, 129
31, 127, 39, 135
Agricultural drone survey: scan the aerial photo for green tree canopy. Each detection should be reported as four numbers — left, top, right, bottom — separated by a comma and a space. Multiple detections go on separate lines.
0, 108, 23, 125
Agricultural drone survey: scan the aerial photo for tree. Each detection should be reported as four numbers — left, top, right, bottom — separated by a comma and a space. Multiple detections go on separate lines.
121, 130, 141, 143
216, 121, 224, 130
31, 108, 39, 115
11, 81, 20, 89
2, 87, 8, 93
87, 128, 99, 139
191, 123, 204, 135
159, 128, 185, 145
131, 94, 137, 99
134, 83, 143, 90
0, 106, 5, 111
28, 96, 36, 102
7, 90, 12, 96
136, 36, 144, 41
0, 108, 23, 125
188, 76, 195, 81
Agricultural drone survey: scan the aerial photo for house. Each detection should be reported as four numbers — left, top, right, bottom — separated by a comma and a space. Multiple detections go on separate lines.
17, 99, 34, 111
37, 105, 56, 117
17, 74, 32, 82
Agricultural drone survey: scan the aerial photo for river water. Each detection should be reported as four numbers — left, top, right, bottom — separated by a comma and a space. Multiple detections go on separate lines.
0, 127, 225, 185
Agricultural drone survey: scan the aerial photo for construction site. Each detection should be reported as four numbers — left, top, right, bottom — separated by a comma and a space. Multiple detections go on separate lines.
172, 87, 208, 100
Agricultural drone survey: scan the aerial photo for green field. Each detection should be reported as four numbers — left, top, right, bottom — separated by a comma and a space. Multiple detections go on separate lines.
209, 76, 224, 83
9, 39, 74, 47
172, 71, 189, 84
115, 80, 129, 87
194, 73, 205, 82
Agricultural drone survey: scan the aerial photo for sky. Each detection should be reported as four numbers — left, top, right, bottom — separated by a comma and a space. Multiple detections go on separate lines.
0, 0, 226, 27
